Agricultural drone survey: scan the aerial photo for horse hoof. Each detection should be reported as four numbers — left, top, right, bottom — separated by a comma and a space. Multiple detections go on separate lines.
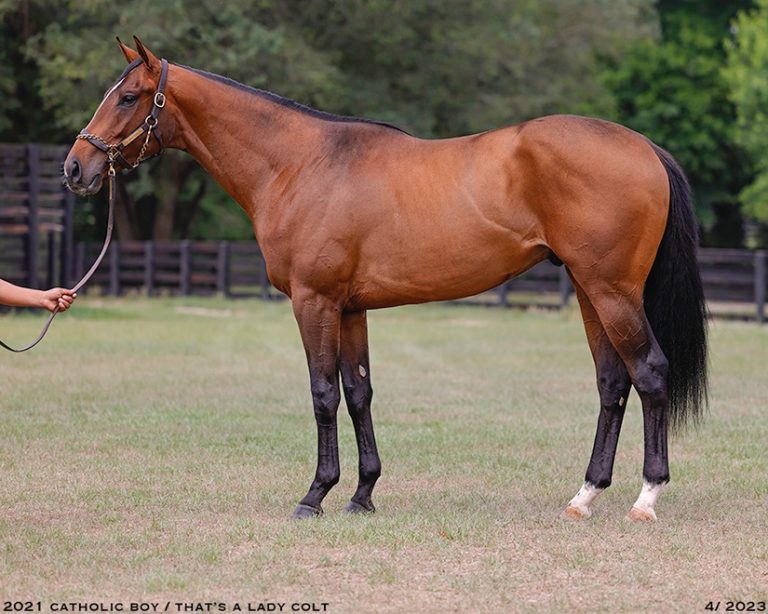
343, 499, 375, 514
562, 504, 591, 520
291, 503, 323, 519
626, 506, 657, 522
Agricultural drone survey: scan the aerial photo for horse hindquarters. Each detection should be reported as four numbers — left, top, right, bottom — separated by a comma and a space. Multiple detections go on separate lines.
564, 143, 707, 521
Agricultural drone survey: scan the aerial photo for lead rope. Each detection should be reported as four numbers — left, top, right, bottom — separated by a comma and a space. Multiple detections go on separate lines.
0, 161, 116, 353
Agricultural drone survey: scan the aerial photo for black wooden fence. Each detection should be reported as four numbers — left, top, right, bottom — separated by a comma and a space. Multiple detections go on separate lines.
0, 144, 74, 288
73, 240, 768, 322
74, 240, 277, 299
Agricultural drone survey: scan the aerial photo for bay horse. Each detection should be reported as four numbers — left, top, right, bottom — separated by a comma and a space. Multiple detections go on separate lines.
64, 38, 707, 522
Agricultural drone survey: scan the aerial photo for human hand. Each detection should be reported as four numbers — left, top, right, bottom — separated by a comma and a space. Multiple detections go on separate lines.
40, 288, 77, 312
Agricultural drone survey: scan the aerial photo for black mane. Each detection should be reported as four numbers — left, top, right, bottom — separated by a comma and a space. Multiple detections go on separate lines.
180, 64, 409, 135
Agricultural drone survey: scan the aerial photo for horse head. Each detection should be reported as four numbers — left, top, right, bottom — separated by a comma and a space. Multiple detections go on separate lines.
64, 37, 172, 195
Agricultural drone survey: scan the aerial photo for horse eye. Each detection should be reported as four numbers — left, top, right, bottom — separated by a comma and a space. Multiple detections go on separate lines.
119, 94, 137, 107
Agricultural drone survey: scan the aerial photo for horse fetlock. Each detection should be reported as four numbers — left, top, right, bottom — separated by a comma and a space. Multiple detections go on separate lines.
564, 482, 604, 519
359, 463, 381, 485
643, 463, 670, 486
315, 468, 341, 489
627, 479, 666, 522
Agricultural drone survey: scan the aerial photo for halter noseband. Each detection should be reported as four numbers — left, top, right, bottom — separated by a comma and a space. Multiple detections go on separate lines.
77, 58, 169, 175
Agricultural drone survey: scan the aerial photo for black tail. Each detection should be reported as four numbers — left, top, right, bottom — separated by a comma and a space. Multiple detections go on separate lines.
645, 143, 708, 432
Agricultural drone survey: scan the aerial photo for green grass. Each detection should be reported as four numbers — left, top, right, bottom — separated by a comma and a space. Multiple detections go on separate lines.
1, 298, 766, 612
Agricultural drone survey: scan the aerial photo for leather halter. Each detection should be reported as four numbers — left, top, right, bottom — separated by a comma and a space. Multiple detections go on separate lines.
77, 58, 169, 172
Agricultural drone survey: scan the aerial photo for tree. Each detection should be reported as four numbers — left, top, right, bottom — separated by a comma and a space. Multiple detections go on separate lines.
0, 1, 71, 142
289, 0, 657, 136
604, 3, 751, 245
724, 0, 768, 239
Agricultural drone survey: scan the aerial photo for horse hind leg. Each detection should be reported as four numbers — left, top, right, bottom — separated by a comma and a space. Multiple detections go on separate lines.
564, 281, 631, 519
573, 277, 670, 522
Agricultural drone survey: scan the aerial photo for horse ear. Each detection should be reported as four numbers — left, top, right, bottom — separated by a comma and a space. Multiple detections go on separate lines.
132, 35, 161, 73
117, 37, 138, 64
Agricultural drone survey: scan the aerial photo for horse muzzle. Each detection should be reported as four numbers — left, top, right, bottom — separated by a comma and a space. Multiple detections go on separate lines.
63, 152, 105, 196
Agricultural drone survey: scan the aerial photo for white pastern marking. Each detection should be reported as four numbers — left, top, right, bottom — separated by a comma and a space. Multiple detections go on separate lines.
631, 480, 665, 516
359, 365, 367, 378
567, 482, 603, 517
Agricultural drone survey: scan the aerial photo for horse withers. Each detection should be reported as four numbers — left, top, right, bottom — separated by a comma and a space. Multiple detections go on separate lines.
64, 38, 707, 522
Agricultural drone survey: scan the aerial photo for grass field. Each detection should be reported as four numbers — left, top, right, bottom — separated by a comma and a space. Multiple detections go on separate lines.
1, 298, 766, 612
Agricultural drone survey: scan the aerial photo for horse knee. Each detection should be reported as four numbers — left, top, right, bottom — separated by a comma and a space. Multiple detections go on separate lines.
344, 379, 372, 415
597, 365, 630, 408
311, 379, 340, 423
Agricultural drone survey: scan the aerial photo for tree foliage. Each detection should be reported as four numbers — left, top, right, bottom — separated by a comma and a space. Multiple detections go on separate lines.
287, 0, 657, 136
723, 0, 768, 228
604, 5, 750, 241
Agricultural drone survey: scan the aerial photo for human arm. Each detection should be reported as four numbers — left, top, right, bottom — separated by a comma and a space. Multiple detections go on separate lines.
0, 279, 77, 312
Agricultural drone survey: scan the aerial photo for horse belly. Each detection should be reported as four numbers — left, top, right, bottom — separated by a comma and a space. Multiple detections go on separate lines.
349, 225, 547, 309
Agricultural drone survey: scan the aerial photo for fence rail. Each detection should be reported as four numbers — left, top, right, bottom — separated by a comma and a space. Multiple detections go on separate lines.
0, 143, 74, 288
72, 240, 767, 322
74, 240, 278, 300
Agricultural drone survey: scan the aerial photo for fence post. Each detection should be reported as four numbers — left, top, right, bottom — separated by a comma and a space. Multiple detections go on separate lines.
216, 241, 230, 297
259, 251, 270, 300
180, 240, 191, 295
756, 250, 766, 324
558, 266, 571, 309
498, 280, 509, 307
26, 144, 40, 289
109, 241, 120, 296
46, 230, 56, 288
143, 241, 154, 296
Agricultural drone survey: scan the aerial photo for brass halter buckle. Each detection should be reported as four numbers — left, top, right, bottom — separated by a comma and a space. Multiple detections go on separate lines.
107, 148, 117, 177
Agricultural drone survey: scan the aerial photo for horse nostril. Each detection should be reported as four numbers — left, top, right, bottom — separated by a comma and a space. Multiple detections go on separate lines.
69, 158, 82, 182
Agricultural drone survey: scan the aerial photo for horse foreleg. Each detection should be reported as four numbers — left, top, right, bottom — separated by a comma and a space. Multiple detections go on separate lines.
565, 283, 631, 519
291, 292, 342, 519
339, 310, 381, 514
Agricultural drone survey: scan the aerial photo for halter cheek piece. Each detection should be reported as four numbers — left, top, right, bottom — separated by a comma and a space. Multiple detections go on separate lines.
77, 58, 169, 175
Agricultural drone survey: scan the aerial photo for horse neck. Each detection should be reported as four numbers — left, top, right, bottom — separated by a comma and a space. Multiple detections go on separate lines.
167, 65, 324, 224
